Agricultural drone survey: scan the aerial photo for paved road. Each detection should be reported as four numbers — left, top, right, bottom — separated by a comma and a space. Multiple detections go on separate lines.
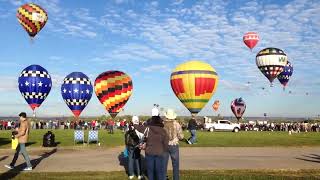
0, 147, 320, 172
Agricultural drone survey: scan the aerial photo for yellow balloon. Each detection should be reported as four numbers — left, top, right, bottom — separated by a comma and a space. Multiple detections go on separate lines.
170, 60, 219, 115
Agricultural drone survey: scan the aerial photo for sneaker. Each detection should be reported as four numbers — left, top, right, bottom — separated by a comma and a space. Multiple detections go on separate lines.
137, 175, 142, 179
4, 165, 13, 169
187, 140, 191, 144
23, 167, 32, 171
129, 175, 134, 179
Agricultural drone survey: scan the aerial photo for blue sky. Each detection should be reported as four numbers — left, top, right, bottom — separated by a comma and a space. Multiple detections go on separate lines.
0, 0, 319, 117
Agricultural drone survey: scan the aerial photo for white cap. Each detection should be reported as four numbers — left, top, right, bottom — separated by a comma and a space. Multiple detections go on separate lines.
132, 116, 139, 125
152, 107, 159, 116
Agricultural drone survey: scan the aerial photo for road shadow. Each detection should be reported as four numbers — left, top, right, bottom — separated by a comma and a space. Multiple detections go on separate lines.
0, 148, 57, 180
0, 138, 11, 147
296, 154, 320, 163
118, 150, 147, 179
0, 156, 8, 162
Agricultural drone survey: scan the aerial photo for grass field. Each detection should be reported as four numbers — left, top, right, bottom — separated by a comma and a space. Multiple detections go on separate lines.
1, 170, 320, 180
1, 129, 320, 148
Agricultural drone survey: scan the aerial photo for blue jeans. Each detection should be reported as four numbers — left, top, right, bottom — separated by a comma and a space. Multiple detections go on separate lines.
10, 143, 32, 168
189, 130, 196, 144
164, 145, 180, 180
127, 146, 141, 176
146, 154, 165, 180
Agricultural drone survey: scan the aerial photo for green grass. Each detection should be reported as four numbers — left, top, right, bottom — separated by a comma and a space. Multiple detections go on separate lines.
1, 130, 320, 148
1, 170, 320, 180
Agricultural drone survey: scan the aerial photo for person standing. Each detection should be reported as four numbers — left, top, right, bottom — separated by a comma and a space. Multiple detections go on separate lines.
163, 109, 184, 180
125, 121, 142, 180
187, 116, 197, 144
5, 112, 32, 171
145, 116, 168, 180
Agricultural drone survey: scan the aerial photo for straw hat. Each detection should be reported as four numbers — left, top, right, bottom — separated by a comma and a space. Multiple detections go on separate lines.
164, 109, 177, 120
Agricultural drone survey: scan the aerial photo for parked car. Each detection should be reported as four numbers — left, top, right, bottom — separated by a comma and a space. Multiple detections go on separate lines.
204, 120, 240, 132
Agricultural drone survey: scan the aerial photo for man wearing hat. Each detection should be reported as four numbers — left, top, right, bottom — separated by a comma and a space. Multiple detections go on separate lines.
5, 112, 32, 171
163, 109, 184, 180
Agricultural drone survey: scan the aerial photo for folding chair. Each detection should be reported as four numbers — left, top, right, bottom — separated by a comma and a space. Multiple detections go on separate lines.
74, 130, 84, 145
88, 130, 99, 145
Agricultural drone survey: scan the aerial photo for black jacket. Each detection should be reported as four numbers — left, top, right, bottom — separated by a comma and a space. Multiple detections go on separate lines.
188, 118, 197, 130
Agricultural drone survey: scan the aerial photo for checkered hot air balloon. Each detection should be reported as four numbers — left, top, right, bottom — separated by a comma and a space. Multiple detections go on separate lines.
61, 72, 93, 117
94, 71, 133, 118
18, 65, 52, 112
243, 32, 259, 51
231, 98, 246, 121
256, 47, 288, 86
16, 3, 48, 39
277, 61, 293, 91
170, 61, 219, 115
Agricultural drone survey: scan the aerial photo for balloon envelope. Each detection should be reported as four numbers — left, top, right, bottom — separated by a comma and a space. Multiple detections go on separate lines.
61, 72, 93, 117
256, 47, 288, 85
243, 32, 259, 50
231, 98, 246, 120
212, 100, 220, 111
170, 60, 219, 115
94, 71, 133, 118
18, 65, 52, 111
277, 61, 293, 89
17, 3, 48, 38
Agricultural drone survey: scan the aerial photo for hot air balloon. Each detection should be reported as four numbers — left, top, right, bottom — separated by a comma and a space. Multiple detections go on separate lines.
61, 72, 93, 118
243, 32, 259, 51
212, 100, 220, 111
18, 65, 52, 115
94, 71, 133, 118
17, 3, 48, 40
277, 61, 293, 90
231, 98, 246, 122
256, 47, 288, 86
170, 60, 219, 115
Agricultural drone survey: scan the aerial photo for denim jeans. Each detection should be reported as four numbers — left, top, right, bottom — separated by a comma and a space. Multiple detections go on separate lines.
146, 154, 165, 180
10, 143, 32, 168
189, 130, 196, 144
127, 146, 141, 177
164, 145, 180, 180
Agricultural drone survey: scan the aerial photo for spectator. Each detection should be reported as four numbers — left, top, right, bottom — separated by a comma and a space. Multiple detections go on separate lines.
187, 116, 197, 144
163, 109, 184, 180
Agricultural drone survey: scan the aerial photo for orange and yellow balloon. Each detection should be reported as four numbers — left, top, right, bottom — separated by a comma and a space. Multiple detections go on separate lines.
170, 61, 219, 115
17, 3, 48, 39
94, 71, 133, 118
212, 100, 220, 111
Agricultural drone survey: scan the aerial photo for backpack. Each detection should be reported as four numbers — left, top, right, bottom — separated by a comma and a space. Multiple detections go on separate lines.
125, 130, 139, 147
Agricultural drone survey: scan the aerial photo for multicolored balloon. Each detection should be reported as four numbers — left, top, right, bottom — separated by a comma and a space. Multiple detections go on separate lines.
17, 3, 48, 39
170, 60, 219, 115
277, 61, 293, 90
212, 100, 220, 111
18, 65, 52, 111
61, 72, 93, 117
94, 71, 133, 118
256, 48, 288, 86
243, 32, 259, 51
231, 98, 246, 121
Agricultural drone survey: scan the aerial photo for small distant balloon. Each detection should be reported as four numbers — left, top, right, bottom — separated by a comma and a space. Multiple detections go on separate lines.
231, 98, 246, 121
212, 100, 220, 111
243, 32, 259, 51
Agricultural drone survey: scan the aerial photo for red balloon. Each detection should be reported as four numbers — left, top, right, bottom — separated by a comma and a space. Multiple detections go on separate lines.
243, 32, 259, 50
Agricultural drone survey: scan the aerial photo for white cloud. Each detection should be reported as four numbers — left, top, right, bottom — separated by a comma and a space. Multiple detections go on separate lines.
0, 77, 17, 91
141, 65, 171, 73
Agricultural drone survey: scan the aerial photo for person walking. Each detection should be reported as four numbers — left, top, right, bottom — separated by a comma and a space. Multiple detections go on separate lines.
125, 120, 142, 180
163, 109, 184, 180
145, 116, 168, 180
187, 116, 197, 144
5, 112, 32, 171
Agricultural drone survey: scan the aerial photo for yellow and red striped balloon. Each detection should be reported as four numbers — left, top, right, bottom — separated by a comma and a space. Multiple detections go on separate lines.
94, 71, 133, 118
17, 3, 48, 38
170, 61, 219, 115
